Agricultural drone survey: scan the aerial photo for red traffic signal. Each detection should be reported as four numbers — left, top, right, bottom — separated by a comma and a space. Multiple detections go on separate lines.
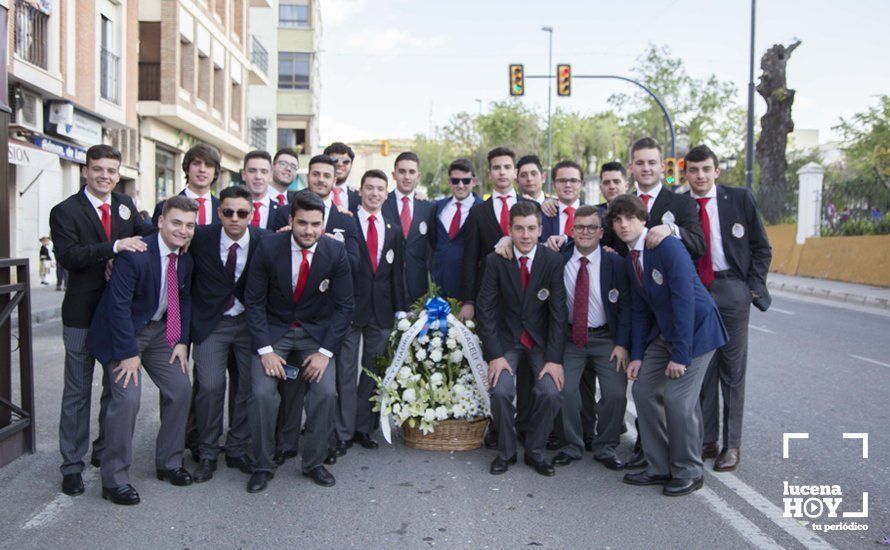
557, 64, 571, 96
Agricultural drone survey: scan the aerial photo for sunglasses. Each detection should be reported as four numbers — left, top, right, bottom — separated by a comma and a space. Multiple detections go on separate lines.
221, 208, 251, 220
449, 177, 473, 186
331, 158, 352, 165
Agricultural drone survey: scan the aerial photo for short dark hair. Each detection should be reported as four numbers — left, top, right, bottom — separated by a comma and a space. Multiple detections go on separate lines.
448, 158, 475, 177
394, 151, 420, 167
85, 144, 122, 166
183, 144, 221, 184
308, 154, 335, 169
684, 145, 719, 168
162, 195, 199, 216
290, 190, 326, 218
516, 155, 543, 173
360, 169, 388, 188
219, 185, 252, 203
629, 137, 662, 160
273, 148, 299, 164
243, 150, 272, 169
606, 194, 648, 228
574, 204, 602, 226
509, 201, 541, 224
600, 161, 626, 178
552, 160, 583, 181
487, 147, 516, 166
323, 142, 355, 160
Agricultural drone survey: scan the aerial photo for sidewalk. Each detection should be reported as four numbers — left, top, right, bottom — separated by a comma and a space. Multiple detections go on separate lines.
11, 285, 64, 329
767, 272, 890, 310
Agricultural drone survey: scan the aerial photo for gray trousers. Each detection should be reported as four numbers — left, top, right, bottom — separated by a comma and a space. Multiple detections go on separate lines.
580, 365, 598, 436
339, 324, 389, 437
561, 329, 626, 460
59, 325, 111, 475
701, 277, 751, 448
250, 327, 336, 472
192, 315, 253, 460
101, 321, 192, 488
633, 336, 713, 480
490, 346, 562, 462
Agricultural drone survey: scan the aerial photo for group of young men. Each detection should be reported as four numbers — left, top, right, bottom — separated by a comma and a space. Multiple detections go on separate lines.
49, 134, 771, 505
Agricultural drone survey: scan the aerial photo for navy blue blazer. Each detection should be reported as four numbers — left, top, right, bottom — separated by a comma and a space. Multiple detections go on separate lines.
560, 244, 631, 349
382, 193, 436, 305
244, 232, 355, 353
189, 224, 266, 344
152, 190, 219, 226
430, 194, 483, 300
87, 233, 193, 365
626, 236, 727, 365
352, 212, 407, 329
541, 201, 585, 242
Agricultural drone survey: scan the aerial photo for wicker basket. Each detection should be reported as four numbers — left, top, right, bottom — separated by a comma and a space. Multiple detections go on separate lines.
401, 417, 489, 451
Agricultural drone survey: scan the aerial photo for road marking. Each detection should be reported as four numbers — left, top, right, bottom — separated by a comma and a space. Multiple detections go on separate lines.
769, 307, 796, 315
697, 487, 784, 550
748, 324, 777, 334
23, 468, 98, 530
849, 354, 890, 369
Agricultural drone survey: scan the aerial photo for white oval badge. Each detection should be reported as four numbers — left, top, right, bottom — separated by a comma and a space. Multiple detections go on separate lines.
608, 288, 619, 303
332, 228, 345, 242
662, 211, 675, 225
652, 269, 664, 285
118, 204, 131, 220
385, 249, 394, 264
732, 223, 745, 238
419, 221, 428, 235
319, 278, 330, 293
537, 288, 550, 301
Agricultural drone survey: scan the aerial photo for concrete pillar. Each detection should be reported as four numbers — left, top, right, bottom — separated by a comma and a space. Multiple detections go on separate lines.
796, 162, 824, 244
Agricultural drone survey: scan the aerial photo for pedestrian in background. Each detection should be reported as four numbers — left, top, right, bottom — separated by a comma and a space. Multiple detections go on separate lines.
39, 237, 52, 285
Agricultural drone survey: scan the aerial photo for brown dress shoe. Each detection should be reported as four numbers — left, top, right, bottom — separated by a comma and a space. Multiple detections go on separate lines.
714, 448, 740, 472
701, 442, 720, 460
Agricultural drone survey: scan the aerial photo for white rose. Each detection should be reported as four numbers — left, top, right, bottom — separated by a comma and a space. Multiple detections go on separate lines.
423, 409, 436, 422
402, 388, 416, 402
392, 403, 402, 415
397, 318, 411, 331
430, 350, 443, 363
465, 320, 475, 329
418, 335, 429, 345
397, 366, 412, 380
451, 403, 466, 417
434, 406, 450, 420
430, 337, 442, 349
446, 338, 457, 349
450, 350, 463, 363
453, 383, 467, 397
415, 349, 427, 361
430, 372, 444, 387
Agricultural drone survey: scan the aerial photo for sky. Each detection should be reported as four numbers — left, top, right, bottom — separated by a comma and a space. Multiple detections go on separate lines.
317, 0, 890, 146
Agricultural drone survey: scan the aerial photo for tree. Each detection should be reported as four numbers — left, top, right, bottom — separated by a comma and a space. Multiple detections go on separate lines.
834, 95, 890, 185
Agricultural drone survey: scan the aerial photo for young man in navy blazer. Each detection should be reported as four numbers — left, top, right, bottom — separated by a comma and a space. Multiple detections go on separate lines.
430, 158, 482, 300
609, 194, 727, 497
241, 150, 281, 230
540, 160, 584, 243
685, 145, 772, 472
325, 142, 361, 213
87, 196, 198, 505
476, 202, 567, 477
244, 192, 355, 493
188, 186, 265, 482
153, 144, 221, 226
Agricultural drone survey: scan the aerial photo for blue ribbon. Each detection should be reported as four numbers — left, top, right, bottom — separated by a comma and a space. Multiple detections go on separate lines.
419, 296, 451, 337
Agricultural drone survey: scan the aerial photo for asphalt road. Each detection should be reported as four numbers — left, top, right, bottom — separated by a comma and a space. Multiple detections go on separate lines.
0, 293, 887, 549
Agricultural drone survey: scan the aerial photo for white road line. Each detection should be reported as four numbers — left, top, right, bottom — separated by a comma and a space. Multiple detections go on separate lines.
748, 324, 777, 334
697, 487, 785, 550
769, 307, 796, 315
849, 354, 890, 369
22, 468, 98, 530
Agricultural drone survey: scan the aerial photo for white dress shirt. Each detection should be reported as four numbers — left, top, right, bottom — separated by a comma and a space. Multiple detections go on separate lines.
358, 207, 385, 263
184, 187, 213, 225
631, 227, 648, 271
84, 188, 120, 253
692, 185, 729, 271
492, 190, 517, 227
322, 196, 334, 229
514, 244, 537, 274
636, 183, 663, 214
394, 189, 415, 220
152, 237, 180, 321
564, 247, 606, 327
438, 195, 474, 230
221, 229, 251, 316
559, 199, 582, 235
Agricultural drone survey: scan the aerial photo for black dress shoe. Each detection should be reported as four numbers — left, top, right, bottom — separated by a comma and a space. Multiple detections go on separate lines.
333, 440, 350, 457
524, 455, 556, 476
583, 436, 594, 453
303, 466, 336, 487
622, 471, 670, 486
489, 455, 517, 475
225, 454, 255, 474
623, 450, 648, 470
323, 451, 337, 465
273, 450, 298, 466
102, 484, 140, 505
156, 467, 194, 486
663, 476, 704, 496
595, 455, 625, 471
247, 471, 274, 493
61, 473, 84, 496
545, 434, 564, 451
354, 432, 378, 449
552, 452, 578, 466
90, 455, 101, 468
193, 459, 217, 483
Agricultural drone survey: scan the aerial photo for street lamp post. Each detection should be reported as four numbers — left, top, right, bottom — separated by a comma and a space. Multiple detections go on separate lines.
542, 26, 553, 195
745, 0, 756, 188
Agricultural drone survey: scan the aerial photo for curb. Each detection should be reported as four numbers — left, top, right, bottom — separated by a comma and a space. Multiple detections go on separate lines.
767, 280, 890, 311
11, 306, 62, 330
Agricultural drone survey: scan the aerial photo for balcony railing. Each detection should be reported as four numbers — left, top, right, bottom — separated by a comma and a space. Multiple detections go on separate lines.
250, 36, 269, 76
13, 0, 49, 69
100, 48, 120, 104
138, 62, 160, 101
249, 118, 268, 150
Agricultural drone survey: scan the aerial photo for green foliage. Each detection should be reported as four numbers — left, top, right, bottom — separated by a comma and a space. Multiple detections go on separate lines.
834, 95, 890, 177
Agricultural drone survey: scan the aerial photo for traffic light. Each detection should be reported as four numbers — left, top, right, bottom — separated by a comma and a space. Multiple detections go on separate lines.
557, 64, 571, 96
677, 157, 686, 185
664, 157, 677, 185
509, 64, 524, 96
381, 139, 391, 156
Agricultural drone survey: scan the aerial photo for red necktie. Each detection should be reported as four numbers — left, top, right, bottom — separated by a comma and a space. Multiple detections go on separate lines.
333, 187, 343, 209
448, 201, 462, 239
564, 206, 576, 238
292, 248, 310, 305
640, 194, 651, 210
696, 197, 715, 286
251, 202, 262, 227
630, 250, 643, 284
225, 243, 239, 310
99, 204, 111, 241
196, 197, 207, 225
572, 257, 589, 347
367, 215, 379, 273
519, 256, 535, 349
276, 193, 286, 206
165, 253, 180, 348
400, 196, 412, 239
498, 195, 510, 236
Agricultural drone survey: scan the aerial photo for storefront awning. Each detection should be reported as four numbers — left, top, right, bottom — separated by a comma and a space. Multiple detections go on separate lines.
8, 140, 61, 172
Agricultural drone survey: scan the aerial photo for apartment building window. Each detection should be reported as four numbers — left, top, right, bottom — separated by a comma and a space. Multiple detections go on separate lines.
212, 66, 225, 114
100, 16, 120, 104
280, 3, 309, 28
277, 128, 306, 154
278, 52, 310, 90
198, 56, 211, 105
156, 148, 177, 203
180, 40, 195, 94
13, 0, 49, 69
249, 118, 268, 150
231, 80, 242, 125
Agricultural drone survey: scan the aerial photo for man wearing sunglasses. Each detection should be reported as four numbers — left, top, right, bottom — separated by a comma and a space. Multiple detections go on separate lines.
324, 142, 360, 213
268, 149, 301, 207
242, 150, 281, 230
431, 159, 483, 300
188, 186, 266, 483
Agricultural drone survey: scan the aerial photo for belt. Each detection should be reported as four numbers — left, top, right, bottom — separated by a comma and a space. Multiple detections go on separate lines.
569, 324, 609, 334
713, 270, 738, 280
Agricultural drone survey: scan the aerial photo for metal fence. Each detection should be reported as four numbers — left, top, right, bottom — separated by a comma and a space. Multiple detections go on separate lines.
250, 36, 269, 76
100, 48, 120, 104
821, 177, 890, 236
13, 0, 49, 69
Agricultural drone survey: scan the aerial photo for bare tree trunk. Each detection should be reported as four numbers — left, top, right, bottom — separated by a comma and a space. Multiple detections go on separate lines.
755, 40, 801, 224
